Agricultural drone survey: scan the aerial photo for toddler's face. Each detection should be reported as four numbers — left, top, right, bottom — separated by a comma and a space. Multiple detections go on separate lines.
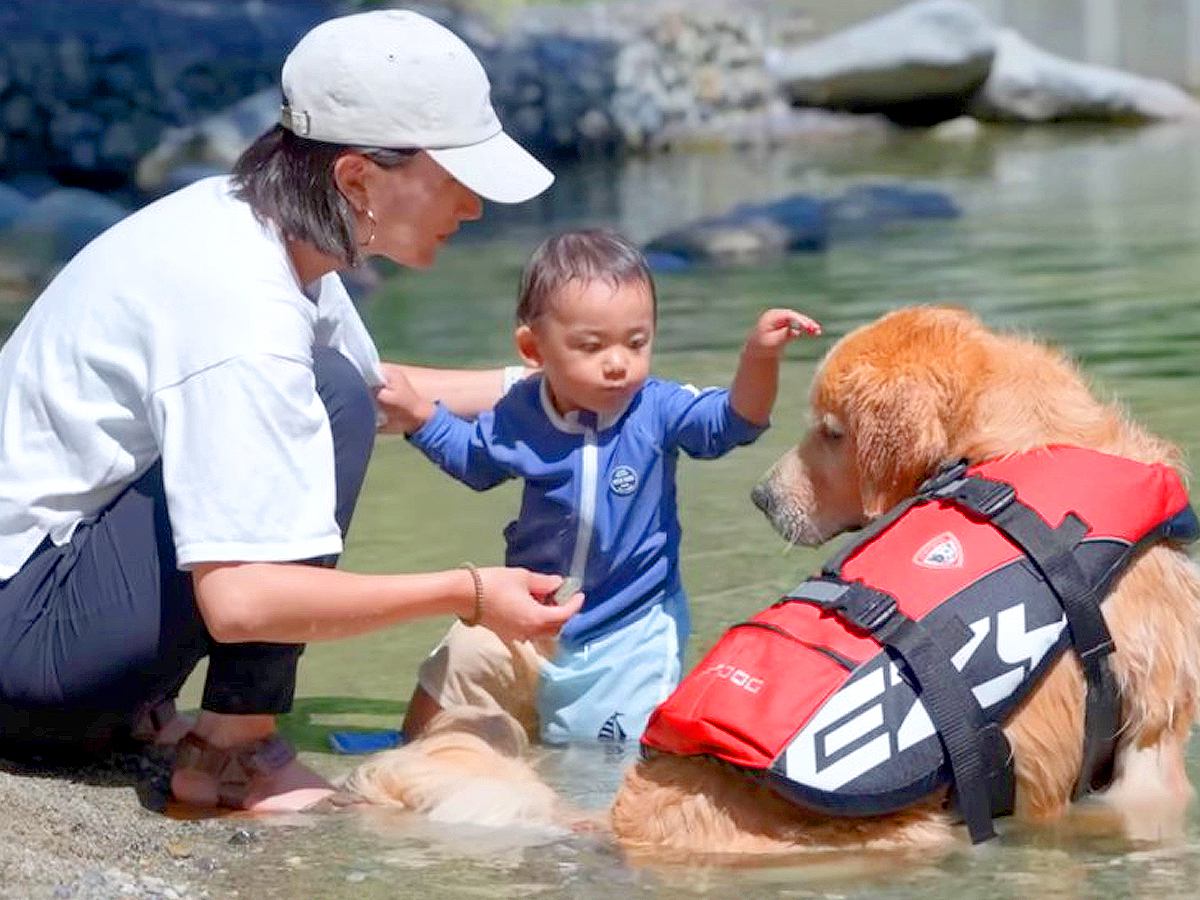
524, 277, 654, 418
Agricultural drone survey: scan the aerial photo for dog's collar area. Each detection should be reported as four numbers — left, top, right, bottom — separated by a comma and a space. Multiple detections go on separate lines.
917, 459, 971, 496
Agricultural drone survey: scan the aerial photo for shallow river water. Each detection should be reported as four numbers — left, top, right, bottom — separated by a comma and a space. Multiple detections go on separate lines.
121, 122, 1200, 896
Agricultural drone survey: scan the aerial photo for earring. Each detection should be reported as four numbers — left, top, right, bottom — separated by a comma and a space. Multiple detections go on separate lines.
360, 208, 377, 248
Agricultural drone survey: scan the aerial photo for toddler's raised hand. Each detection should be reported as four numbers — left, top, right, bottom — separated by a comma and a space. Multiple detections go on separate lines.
745, 308, 822, 357
731, 308, 822, 426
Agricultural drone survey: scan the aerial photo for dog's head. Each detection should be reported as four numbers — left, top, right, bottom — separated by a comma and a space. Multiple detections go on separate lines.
752, 306, 992, 545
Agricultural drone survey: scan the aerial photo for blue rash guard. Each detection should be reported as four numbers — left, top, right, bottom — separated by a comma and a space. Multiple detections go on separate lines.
408, 375, 767, 648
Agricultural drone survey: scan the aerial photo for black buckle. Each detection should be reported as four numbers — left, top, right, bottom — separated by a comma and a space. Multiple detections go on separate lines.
958, 479, 1016, 517
831, 584, 900, 635
927, 474, 1016, 519
918, 459, 970, 497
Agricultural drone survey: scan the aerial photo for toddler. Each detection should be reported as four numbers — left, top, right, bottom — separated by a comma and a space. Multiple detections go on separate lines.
389, 229, 820, 745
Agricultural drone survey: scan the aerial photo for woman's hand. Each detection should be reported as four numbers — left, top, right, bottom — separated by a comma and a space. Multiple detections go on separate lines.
376, 363, 436, 435
475, 567, 584, 643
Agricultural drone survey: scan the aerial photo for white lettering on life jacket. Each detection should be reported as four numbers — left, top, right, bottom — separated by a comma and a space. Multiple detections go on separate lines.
784, 600, 1067, 791
701, 663, 765, 694
996, 604, 1065, 670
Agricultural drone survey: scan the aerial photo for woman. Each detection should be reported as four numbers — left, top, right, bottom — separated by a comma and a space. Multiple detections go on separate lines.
0, 10, 580, 812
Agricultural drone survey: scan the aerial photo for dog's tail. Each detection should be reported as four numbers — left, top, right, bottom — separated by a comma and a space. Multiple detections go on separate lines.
341, 708, 566, 829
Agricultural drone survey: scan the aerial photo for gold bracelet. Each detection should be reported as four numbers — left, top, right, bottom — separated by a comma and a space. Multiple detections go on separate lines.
459, 562, 484, 627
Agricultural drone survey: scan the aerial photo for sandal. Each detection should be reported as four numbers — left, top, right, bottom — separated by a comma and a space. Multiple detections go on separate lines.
172, 731, 298, 809
130, 699, 193, 747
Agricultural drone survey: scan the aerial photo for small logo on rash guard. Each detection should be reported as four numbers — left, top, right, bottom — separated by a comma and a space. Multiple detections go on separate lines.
609, 465, 638, 495
914, 532, 964, 569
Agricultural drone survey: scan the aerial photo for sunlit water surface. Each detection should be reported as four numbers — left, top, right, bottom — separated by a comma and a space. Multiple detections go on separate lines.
117, 124, 1200, 896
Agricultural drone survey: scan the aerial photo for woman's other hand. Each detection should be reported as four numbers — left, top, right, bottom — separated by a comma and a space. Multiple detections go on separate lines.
476, 567, 584, 643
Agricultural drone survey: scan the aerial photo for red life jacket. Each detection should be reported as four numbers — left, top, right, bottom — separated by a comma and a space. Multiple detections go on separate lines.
642, 446, 1198, 842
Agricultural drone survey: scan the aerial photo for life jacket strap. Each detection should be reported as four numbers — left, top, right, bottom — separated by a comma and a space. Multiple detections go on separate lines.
924, 471, 1121, 799
784, 578, 1015, 843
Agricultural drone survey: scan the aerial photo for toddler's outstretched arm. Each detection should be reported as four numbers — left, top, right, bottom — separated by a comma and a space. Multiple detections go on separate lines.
377, 363, 533, 425
730, 309, 821, 426
376, 366, 438, 435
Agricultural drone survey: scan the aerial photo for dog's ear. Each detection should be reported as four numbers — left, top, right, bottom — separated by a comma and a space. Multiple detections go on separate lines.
847, 372, 950, 517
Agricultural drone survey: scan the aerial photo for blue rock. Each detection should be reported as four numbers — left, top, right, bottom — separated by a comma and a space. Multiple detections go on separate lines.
0, 182, 31, 231
642, 183, 959, 266
0, 187, 127, 263
828, 183, 961, 237
5, 173, 60, 200
729, 195, 831, 252
644, 251, 692, 274
644, 216, 793, 266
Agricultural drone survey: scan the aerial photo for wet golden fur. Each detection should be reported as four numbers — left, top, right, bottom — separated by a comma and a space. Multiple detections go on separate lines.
341, 706, 564, 828
350, 307, 1200, 854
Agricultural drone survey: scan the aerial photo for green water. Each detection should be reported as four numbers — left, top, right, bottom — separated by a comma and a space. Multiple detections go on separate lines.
108, 123, 1200, 894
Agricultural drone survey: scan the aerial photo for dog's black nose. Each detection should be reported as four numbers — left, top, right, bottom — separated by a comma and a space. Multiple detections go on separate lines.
750, 482, 772, 514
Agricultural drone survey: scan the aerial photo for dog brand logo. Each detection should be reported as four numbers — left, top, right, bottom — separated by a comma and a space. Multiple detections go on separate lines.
914, 532, 964, 569
702, 662, 765, 694
598, 712, 627, 743
609, 465, 638, 496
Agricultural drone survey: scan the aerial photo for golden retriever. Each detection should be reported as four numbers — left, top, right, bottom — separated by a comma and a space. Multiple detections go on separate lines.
350, 306, 1200, 855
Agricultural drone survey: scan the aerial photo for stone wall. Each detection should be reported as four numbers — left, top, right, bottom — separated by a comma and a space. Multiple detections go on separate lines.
504, 1, 785, 153
0, 0, 335, 187
0, 0, 815, 190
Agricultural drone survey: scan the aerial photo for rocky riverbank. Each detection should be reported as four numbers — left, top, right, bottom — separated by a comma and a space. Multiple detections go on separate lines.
5, 0, 1197, 303
0, 750, 244, 899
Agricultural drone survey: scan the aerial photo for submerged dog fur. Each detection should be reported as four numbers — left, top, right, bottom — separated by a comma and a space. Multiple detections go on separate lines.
350, 307, 1200, 854
341, 706, 562, 828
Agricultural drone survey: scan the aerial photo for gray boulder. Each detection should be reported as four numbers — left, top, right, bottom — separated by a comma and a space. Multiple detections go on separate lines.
970, 29, 1200, 123
135, 89, 280, 194
768, 0, 996, 126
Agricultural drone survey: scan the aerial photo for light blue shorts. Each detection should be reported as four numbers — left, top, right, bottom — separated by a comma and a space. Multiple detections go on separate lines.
537, 593, 689, 746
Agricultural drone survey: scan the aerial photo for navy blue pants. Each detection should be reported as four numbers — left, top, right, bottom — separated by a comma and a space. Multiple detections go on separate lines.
0, 347, 376, 753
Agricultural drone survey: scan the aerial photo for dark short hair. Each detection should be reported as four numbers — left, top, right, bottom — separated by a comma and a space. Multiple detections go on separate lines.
231, 125, 418, 268
516, 228, 657, 325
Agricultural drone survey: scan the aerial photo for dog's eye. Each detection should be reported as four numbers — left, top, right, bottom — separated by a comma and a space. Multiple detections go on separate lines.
820, 422, 845, 441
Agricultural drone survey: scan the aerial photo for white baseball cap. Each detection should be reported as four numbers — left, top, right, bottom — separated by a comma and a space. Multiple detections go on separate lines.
279, 10, 554, 204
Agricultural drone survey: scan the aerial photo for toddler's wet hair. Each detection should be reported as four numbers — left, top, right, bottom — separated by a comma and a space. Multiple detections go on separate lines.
516, 228, 657, 324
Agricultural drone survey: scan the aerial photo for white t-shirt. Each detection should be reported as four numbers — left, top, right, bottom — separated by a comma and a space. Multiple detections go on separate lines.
0, 176, 384, 580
